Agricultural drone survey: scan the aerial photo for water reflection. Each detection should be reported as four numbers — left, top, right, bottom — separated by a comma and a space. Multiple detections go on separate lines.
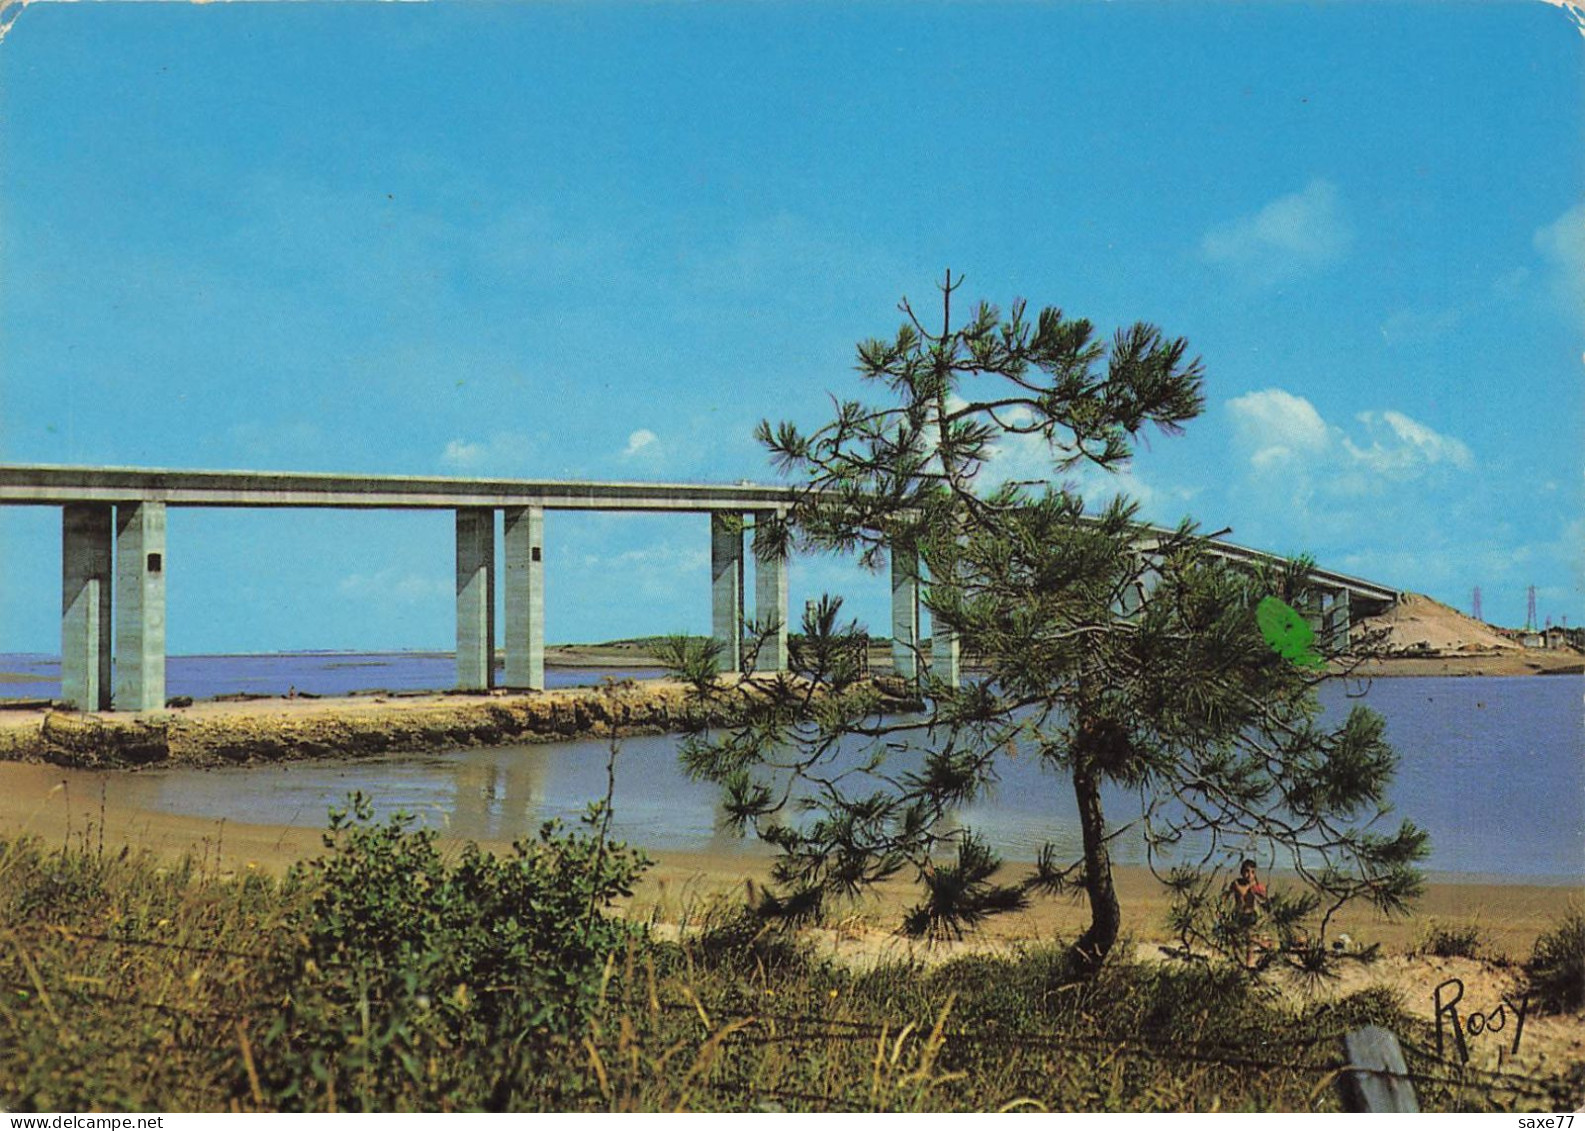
101, 733, 772, 856
54, 675, 1585, 881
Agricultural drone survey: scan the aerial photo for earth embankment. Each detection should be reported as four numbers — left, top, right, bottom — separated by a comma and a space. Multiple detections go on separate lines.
1346, 593, 1584, 677
0, 679, 919, 770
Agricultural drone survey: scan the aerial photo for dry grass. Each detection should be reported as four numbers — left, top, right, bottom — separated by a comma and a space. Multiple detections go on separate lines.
2, 830, 1579, 1113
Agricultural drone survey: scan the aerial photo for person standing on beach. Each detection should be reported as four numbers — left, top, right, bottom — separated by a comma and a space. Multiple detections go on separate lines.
1226, 859, 1268, 968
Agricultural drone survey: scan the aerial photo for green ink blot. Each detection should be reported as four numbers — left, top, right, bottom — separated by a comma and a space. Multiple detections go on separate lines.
1256, 596, 1323, 669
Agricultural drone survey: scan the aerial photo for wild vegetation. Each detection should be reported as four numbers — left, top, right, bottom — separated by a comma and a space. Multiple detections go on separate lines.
1414, 919, 1488, 961
1525, 902, 1585, 1015
664, 275, 1426, 974
0, 811, 1575, 1113
2, 284, 1569, 1113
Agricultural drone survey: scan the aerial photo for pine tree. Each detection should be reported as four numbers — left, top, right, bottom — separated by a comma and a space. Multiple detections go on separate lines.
670, 272, 1426, 974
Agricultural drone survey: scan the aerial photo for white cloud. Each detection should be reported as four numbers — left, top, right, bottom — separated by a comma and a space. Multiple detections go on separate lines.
967, 399, 1197, 519
613, 544, 709, 570
338, 568, 449, 605
622, 429, 659, 458
1225, 388, 1330, 469
1223, 389, 1476, 557
439, 432, 534, 472
1344, 410, 1473, 475
1217, 392, 1485, 598
1054, 455, 1203, 518
441, 439, 487, 469
1226, 390, 1472, 485
1201, 179, 1352, 284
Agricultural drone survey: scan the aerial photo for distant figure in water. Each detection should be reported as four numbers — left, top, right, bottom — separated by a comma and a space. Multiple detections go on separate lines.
1226, 858, 1269, 968
287, 685, 297, 700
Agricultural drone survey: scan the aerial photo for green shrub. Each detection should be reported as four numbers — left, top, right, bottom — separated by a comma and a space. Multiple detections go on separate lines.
254, 793, 649, 1111
9, 845, 111, 924
689, 904, 815, 977
1416, 919, 1486, 960
1525, 903, 1585, 1014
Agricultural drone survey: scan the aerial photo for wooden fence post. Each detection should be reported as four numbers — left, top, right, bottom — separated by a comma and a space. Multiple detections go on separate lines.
1337, 1026, 1419, 1112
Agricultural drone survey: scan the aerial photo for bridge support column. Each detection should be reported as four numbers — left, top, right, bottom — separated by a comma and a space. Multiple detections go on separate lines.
890, 540, 919, 682
711, 513, 743, 674
1324, 589, 1352, 652
930, 614, 960, 687
115, 502, 166, 711
61, 504, 113, 711
1118, 563, 1162, 621
503, 506, 545, 691
753, 513, 787, 673
455, 508, 496, 691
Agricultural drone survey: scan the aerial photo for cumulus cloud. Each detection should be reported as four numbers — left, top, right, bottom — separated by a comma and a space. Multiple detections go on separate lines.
1225, 388, 1330, 469
622, 429, 659, 458
1201, 180, 1352, 284
1226, 388, 1474, 492
1218, 389, 1484, 593
1344, 410, 1473, 475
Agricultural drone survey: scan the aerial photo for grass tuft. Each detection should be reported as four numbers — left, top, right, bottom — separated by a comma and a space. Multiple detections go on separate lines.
1525, 902, 1585, 1015
1, 821, 1578, 1113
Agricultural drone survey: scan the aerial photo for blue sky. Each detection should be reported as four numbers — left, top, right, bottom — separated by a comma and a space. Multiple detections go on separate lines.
1, 1, 1580, 654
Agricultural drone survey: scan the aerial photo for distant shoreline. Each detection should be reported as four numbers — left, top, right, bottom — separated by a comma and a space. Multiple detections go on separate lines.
5, 639, 1582, 685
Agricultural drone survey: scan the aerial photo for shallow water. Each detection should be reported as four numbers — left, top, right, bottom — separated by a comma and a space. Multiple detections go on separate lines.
0, 651, 660, 700
30, 665, 1581, 882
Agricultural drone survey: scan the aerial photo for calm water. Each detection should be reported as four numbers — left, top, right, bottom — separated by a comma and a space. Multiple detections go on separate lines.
0, 651, 661, 700
9, 653, 1578, 882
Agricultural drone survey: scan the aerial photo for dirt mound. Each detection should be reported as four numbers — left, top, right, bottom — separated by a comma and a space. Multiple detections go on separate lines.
1359, 593, 1524, 656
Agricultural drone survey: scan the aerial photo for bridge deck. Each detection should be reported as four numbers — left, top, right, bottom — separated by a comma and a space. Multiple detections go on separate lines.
0, 464, 1399, 604
0, 464, 795, 514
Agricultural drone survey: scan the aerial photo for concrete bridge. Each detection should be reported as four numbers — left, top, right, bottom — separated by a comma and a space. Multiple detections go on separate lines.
0, 464, 1401, 712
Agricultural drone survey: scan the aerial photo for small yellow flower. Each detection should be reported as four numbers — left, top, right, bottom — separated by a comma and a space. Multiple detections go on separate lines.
828, 989, 839, 999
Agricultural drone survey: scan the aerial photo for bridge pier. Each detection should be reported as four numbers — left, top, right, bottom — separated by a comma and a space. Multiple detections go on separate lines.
1324, 588, 1352, 652
890, 540, 920, 682
932, 621, 960, 686
9, 466, 1404, 710
711, 513, 744, 673
889, 539, 964, 686
455, 508, 496, 691
115, 502, 167, 711
503, 506, 545, 691
1117, 560, 1163, 622
61, 503, 114, 711
753, 513, 788, 673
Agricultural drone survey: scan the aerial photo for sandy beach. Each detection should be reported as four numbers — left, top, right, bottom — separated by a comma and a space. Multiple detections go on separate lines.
0, 756, 1573, 956
3, 749, 1581, 1078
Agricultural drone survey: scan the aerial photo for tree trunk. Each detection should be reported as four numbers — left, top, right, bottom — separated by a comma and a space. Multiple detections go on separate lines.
1069, 760, 1121, 975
